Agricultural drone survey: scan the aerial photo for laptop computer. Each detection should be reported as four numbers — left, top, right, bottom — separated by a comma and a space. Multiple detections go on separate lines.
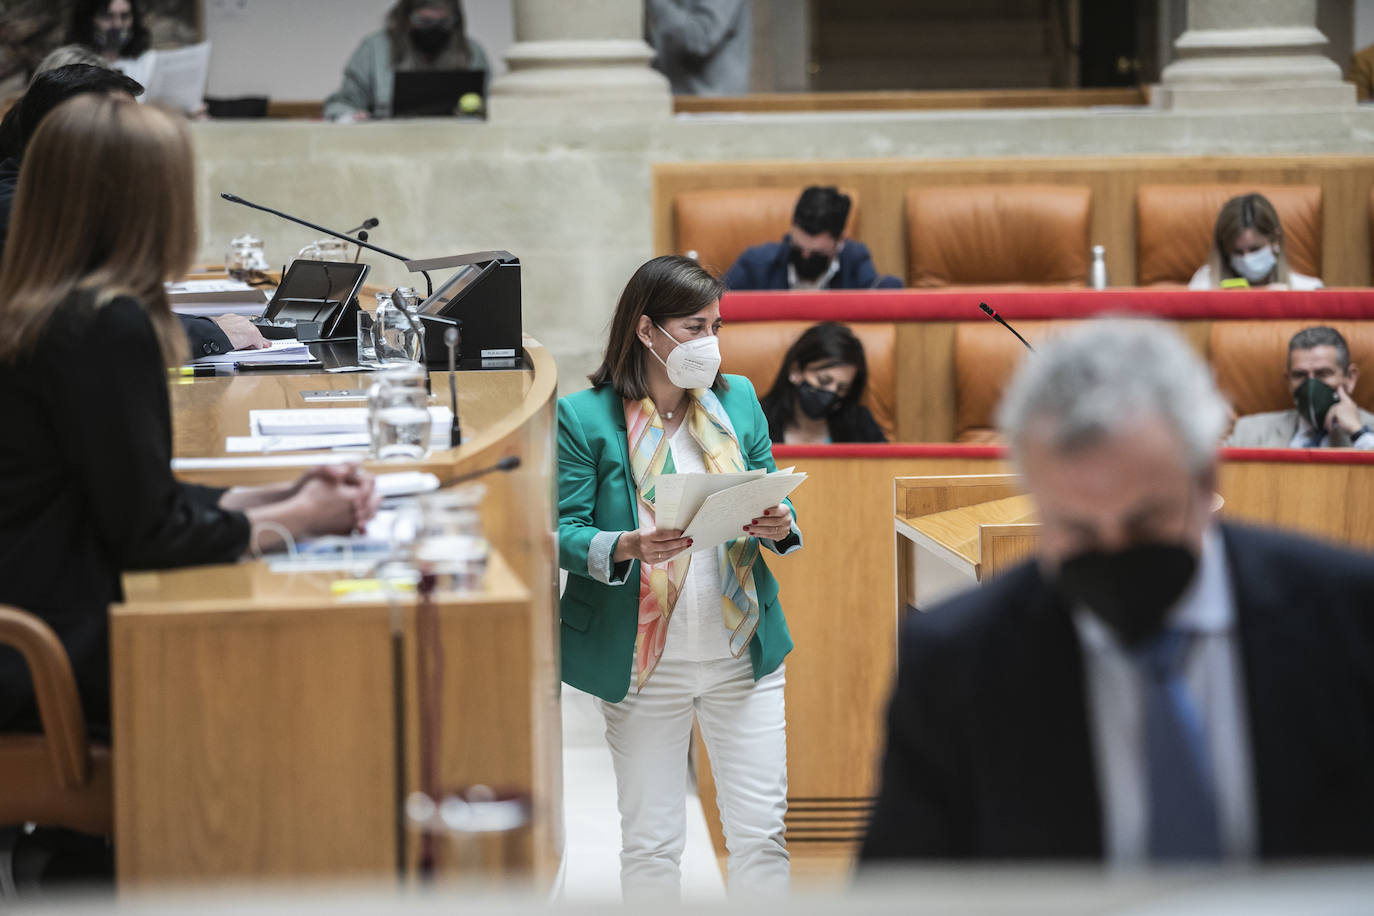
392, 69, 486, 118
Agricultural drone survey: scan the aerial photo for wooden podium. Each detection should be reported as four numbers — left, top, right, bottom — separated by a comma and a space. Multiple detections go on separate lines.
894, 474, 1039, 615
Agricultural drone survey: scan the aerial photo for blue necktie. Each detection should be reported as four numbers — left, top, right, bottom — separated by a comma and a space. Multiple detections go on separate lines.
1132, 629, 1223, 862
1305, 429, 1324, 447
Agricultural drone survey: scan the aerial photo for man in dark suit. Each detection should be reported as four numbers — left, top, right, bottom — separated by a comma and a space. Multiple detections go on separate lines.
0, 64, 265, 359
860, 319, 1374, 866
723, 186, 902, 291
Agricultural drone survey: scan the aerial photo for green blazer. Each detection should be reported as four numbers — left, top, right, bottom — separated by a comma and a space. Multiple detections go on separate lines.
557, 375, 798, 702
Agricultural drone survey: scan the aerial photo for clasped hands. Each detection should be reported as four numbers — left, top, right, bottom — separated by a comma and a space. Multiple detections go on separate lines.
613, 504, 793, 566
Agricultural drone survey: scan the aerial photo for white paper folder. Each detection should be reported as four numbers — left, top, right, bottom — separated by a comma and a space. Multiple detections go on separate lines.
654, 470, 806, 556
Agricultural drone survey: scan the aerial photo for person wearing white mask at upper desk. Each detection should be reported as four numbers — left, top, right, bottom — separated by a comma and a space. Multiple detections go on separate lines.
1188, 192, 1324, 291
324, 0, 489, 122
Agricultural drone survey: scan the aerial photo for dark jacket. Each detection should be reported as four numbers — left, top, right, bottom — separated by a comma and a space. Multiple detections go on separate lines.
0, 158, 231, 360
0, 293, 251, 738
724, 237, 903, 291
762, 401, 887, 444
859, 523, 1374, 863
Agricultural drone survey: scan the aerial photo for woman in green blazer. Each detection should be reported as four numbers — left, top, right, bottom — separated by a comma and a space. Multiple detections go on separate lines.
558, 256, 800, 898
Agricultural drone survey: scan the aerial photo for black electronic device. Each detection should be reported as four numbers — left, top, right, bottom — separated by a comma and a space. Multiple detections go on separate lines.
409, 251, 522, 369
392, 69, 486, 119
262, 259, 370, 340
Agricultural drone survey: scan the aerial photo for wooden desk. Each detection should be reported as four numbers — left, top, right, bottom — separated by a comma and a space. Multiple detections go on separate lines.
112, 338, 561, 887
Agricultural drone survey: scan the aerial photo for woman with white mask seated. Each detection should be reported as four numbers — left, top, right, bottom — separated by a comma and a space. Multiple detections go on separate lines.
1189, 192, 1323, 291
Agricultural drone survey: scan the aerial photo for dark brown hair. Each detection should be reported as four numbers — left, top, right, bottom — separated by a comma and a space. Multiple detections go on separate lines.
590, 255, 728, 400
386, 0, 472, 65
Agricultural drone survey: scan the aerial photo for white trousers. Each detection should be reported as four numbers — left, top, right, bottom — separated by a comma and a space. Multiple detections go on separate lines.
598, 657, 788, 900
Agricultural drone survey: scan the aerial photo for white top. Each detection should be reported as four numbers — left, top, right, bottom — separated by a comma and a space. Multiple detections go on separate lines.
659, 423, 734, 663
1071, 527, 1258, 866
1187, 264, 1324, 291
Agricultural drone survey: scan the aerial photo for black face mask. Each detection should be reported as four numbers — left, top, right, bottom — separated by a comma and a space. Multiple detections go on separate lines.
95, 26, 131, 54
1053, 543, 1198, 648
796, 382, 841, 420
1293, 376, 1339, 431
788, 245, 832, 282
410, 25, 452, 56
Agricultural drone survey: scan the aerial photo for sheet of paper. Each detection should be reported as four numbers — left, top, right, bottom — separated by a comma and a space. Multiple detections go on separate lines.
224, 433, 369, 453
680, 472, 806, 555
143, 41, 211, 114
250, 406, 453, 437
171, 300, 269, 318
166, 278, 262, 301
653, 470, 764, 530
193, 338, 310, 365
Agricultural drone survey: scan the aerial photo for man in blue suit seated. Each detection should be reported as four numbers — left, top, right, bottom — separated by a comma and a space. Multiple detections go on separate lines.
723, 186, 902, 291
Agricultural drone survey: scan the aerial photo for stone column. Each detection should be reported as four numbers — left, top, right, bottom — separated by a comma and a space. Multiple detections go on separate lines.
1157, 0, 1354, 110
488, 0, 672, 122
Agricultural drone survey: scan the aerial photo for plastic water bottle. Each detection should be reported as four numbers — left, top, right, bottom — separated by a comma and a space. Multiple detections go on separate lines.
1090, 245, 1109, 290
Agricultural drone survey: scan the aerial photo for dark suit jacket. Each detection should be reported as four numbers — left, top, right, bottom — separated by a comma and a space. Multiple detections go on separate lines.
723, 237, 902, 291
0, 293, 250, 738
859, 523, 1374, 863
0, 157, 231, 360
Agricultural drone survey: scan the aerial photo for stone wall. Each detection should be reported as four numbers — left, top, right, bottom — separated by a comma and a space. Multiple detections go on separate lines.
192, 105, 1374, 391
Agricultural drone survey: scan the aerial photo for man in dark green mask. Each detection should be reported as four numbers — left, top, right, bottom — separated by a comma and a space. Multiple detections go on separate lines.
1228, 326, 1374, 449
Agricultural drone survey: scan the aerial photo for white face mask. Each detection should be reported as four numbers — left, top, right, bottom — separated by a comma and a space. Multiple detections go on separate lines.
1230, 246, 1277, 283
649, 322, 721, 390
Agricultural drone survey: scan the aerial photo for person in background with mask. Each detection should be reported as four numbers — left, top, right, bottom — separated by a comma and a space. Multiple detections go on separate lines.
860, 318, 1374, 866
759, 322, 886, 444
1188, 192, 1323, 291
558, 255, 800, 899
323, 0, 489, 122
64, 0, 154, 86
724, 186, 902, 291
1227, 326, 1374, 449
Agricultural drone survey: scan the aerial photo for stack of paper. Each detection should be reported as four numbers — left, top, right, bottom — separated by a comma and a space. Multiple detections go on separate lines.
249, 406, 454, 438
654, 468, 807, 555
193, 339, 314, 366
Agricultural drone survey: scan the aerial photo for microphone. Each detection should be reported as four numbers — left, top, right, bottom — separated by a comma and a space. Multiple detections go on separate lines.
438, 455, 520, 488
346, 217, 380, 234
445, 326, 462, 446
221, 193, 431, 298
979, 302, 1035, 352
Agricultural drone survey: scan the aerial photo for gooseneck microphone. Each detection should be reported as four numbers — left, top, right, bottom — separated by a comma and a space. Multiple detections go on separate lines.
346, 217, 380, 234
444, 326, 462, 447
220, 193, 432, 298
979, 302, 1035, 352
439, 454, 520, 488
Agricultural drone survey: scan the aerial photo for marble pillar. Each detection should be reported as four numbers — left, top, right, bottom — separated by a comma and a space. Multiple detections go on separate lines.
1157, 0, 1355, 109
488, 0, 672, 122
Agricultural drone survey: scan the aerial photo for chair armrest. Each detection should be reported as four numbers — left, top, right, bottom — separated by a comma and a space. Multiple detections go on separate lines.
0, 605, 90, 789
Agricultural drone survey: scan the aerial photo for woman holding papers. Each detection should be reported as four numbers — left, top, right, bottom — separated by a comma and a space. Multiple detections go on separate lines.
558, 255, 802, 899
0, 96, 377, 745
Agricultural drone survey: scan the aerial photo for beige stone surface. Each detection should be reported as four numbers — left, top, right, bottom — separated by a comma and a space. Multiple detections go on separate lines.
193, 106, 1374, 391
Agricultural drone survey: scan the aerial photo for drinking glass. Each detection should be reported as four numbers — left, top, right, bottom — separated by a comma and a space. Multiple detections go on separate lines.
357, 308, 378, 366
368, 364, 432, 460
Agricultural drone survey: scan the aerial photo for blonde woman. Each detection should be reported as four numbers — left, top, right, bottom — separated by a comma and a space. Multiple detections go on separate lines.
1189, 192, 1323, 291
0, 96, 376, 743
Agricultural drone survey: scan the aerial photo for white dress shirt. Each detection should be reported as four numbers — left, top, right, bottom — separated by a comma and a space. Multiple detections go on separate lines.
1072, 527, 1258, 865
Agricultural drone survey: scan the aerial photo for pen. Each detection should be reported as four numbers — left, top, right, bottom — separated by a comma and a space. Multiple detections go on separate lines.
174, 364, 233, 378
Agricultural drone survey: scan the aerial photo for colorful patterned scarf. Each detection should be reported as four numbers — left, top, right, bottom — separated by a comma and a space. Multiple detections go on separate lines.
624, 388, 761, 689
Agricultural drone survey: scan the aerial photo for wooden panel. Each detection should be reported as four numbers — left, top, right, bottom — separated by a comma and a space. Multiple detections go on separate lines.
895, 321, 958, 442
655, 155, 1374, 296
979, 522, 1039, 578
1218, 460, 1374, 548
672, 88, 1145, 114
895, 473, 1020, 518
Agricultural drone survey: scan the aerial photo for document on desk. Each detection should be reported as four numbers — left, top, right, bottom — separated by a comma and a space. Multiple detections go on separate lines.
249, 406, 453, 437
193, 339, 313, 366
656, 469, 806, 555
167, 279, 269, 317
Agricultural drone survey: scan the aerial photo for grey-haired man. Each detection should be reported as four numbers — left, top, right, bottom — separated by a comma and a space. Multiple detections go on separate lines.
1227, 326, 1374, 449
861, 319, 1374, 867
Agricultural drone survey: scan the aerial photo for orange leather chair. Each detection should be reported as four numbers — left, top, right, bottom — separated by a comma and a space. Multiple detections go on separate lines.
718, 320, 896, 440
0, 606, 113, 840
1209, 321, 1374, 418
952, 320, 1083, 442
674, 187, 861, 279
904, 185, 1092, 288
1136, 184, 1323, 286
